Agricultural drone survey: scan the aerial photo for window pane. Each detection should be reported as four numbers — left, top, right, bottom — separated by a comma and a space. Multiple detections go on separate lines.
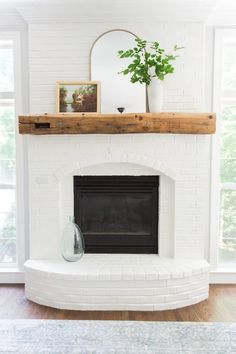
220, 159, 236, 183
0, 239, 16, 263
221, 125, 236, 159
223, 42, 236, 91
0, 189, 16, 263
0, 160, 16, 184
0, 105, 15, 132
221, 106, 236, 122
219, 189, 236, 263
0, 40, 14, 92
220, 107, 236, 159
0, 133, 15, 160
0, 39, 16, 264
0, 189, 15, 213
218, 36, 236, 266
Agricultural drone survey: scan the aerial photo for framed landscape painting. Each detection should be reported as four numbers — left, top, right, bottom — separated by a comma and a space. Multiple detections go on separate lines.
56, 81, 100, 114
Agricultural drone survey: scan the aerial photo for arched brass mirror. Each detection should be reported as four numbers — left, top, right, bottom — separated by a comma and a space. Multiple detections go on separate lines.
90, 29, 146, 113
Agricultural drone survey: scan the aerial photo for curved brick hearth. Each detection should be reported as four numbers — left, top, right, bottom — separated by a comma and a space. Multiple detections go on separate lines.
25, 255, 209, 311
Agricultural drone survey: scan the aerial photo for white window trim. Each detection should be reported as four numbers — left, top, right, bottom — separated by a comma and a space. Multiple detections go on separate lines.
0, 31, 26, 280
209, 28, 221, 270
210, 28, 236, 277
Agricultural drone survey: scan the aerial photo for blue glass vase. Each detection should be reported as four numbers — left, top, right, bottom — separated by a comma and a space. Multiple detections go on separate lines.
61, 216, 85, 262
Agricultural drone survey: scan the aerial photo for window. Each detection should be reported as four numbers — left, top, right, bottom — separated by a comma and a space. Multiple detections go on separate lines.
0, 34, 20, 265
214, 30, 236, 266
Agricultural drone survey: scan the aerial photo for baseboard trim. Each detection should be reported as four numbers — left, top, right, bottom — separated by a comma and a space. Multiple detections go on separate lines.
210, 270, 236, 284
0, 269, 25, 283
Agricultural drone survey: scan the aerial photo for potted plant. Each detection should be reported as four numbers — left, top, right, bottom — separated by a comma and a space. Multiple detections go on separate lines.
118, 38, 183, 112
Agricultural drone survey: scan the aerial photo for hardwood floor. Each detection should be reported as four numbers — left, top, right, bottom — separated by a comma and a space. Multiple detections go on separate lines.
0, 284, 235, 321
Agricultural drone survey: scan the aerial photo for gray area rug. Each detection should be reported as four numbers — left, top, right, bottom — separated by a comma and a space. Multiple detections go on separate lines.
0, 320, 235, 354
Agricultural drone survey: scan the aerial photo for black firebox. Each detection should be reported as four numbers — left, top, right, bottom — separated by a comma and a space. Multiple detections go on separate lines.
74, 176, 159, 253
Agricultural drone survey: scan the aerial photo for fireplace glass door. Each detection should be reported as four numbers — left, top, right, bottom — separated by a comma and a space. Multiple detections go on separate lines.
74, 176, 159, 253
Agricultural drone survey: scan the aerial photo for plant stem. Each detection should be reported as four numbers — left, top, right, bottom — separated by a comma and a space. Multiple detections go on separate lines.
146, 84, 150, 113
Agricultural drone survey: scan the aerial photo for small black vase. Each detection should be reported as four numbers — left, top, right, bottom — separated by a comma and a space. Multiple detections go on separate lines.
117, 107, 125, 114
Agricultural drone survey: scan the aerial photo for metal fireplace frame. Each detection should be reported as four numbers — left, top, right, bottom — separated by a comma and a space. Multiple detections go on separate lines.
74, 176, 159, 253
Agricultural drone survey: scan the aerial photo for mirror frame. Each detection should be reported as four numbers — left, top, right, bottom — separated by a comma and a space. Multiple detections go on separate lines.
89, 28, 138, 80
89, 29, 148, 112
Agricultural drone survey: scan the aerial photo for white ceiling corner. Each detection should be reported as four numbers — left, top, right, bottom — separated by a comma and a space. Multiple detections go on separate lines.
0, 0, 222, 24
206, 0, 236, 25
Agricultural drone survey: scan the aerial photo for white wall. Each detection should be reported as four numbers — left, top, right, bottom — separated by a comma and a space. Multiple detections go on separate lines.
28, 22, 205, 113
27, 133, 210, 260
23, 18, 212, 262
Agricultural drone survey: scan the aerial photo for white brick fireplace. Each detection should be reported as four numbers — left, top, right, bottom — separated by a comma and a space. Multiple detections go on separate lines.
27, 133, 209, 260
22, 8, 211, 310
24, 132, 210, 310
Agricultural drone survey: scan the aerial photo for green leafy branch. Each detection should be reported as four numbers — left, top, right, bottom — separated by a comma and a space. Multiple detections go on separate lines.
118, 37, 184, 85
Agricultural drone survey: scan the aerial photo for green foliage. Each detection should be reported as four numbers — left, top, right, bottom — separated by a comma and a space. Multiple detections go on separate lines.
0, 108, 16, 183
71, 85, 97, 112
0, 108, 15, 159
219, 106, 236, 262
221, 158, 236, 183
221, 190, 236, 239
0, 203, 16, 263
0, 108, 16, 263
74, 85, 96, 96
118, 37, 183, 85
221, 106, 236, 160
0, 43, 16, 263
219, 190, 236, 262
59, 87, 68, 112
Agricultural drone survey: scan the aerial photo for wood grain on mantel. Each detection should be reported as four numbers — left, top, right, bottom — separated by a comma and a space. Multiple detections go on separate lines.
18, 112, 216, 135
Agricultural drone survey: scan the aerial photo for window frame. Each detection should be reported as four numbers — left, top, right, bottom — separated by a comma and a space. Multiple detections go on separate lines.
210, 28, 236, 270
0, 31, 25, 271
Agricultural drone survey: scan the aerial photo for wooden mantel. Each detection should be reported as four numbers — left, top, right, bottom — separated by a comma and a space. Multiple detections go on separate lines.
18, 112, 216, 135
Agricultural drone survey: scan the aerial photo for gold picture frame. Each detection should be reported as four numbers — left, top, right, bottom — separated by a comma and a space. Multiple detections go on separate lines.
56, 81, 100, 114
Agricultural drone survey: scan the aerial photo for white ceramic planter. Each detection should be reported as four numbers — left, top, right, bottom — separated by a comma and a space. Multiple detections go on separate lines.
147, 80, 164, 112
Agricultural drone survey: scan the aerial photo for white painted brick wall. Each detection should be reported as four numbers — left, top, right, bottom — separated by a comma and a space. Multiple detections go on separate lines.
26, 20, 211, 262
27, 132, 210, 260
28, 22, 205, 113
